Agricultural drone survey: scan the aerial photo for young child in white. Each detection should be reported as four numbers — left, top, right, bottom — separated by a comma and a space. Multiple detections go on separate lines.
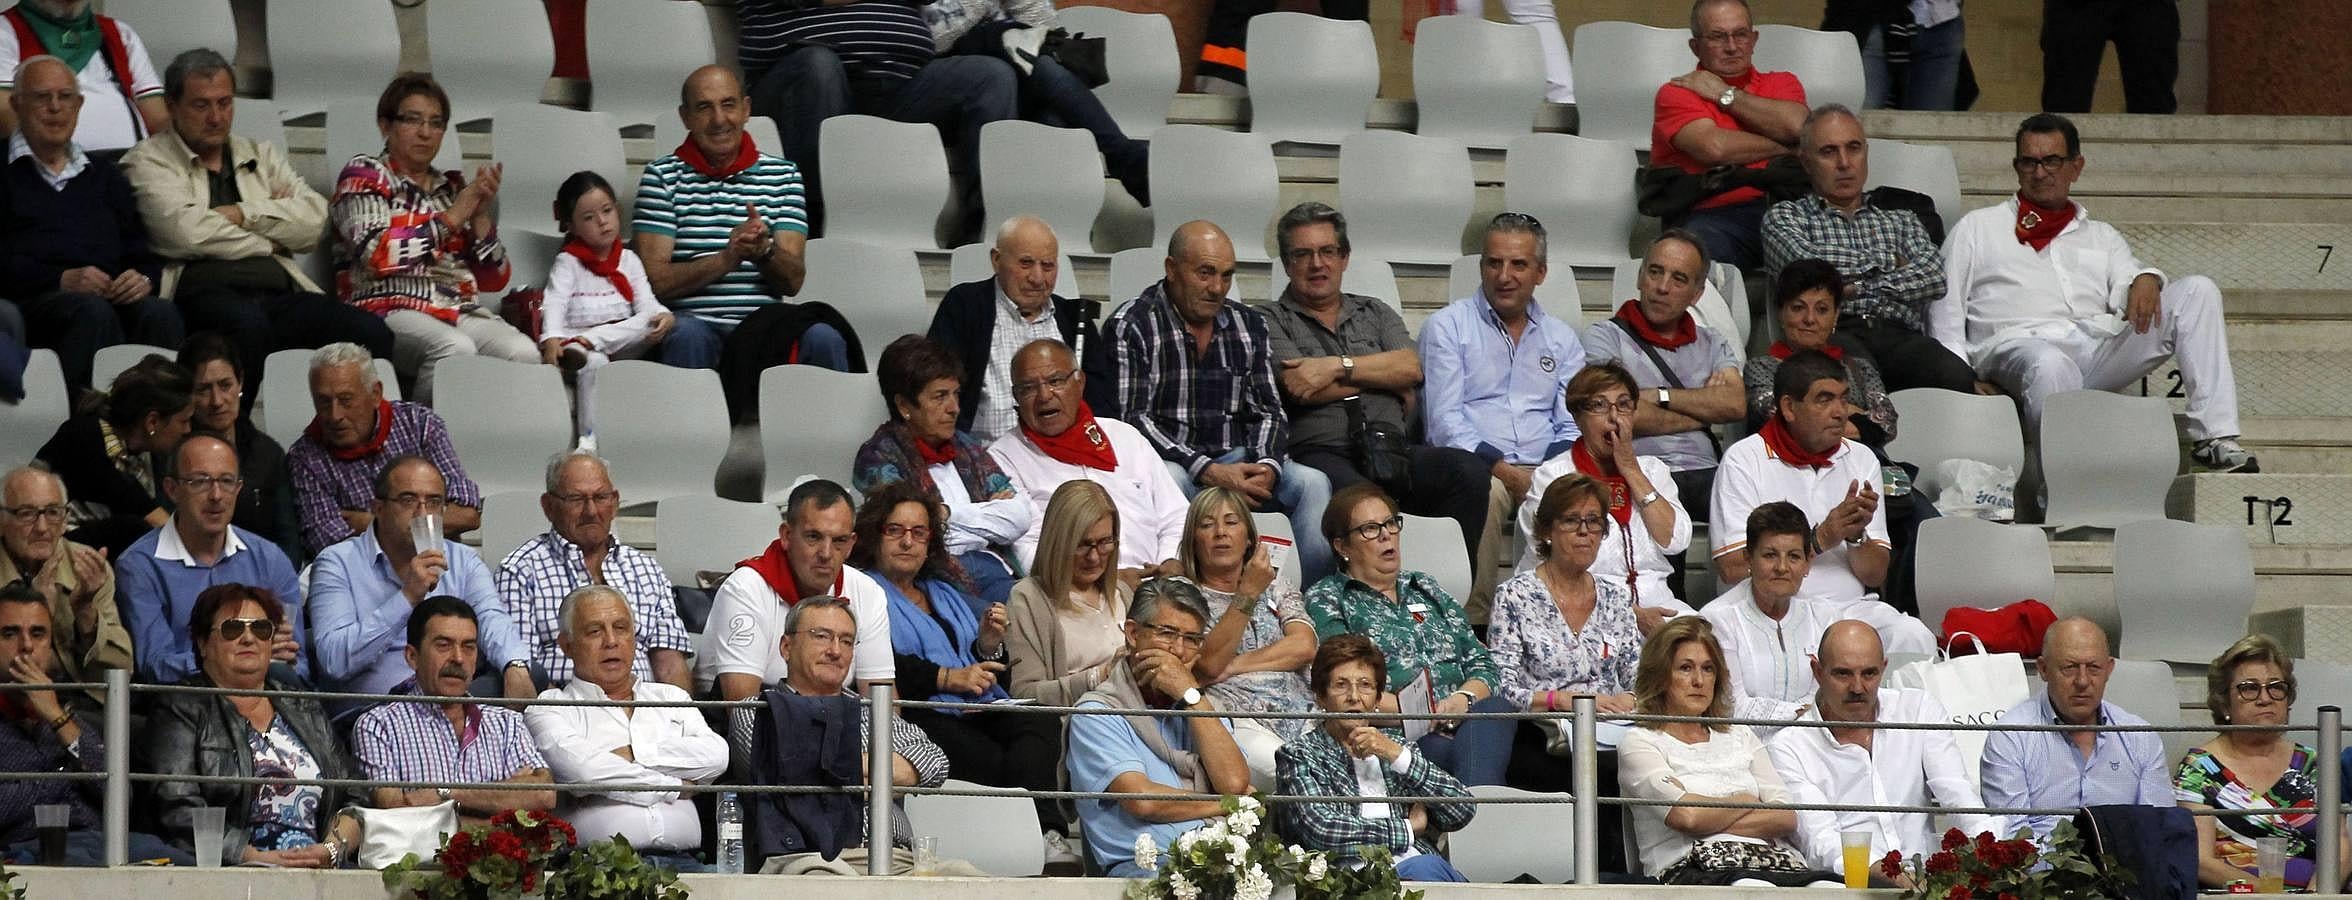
540, 171, 672, 443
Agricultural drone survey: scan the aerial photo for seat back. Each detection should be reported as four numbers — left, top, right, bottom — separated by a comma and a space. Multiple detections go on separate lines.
1147, 124, 1278, 260
1504, 134, 1638, 267
1912, 517, 2055, 633
2040, 391, 2180, 530
980, 120, 1107, 254
267, 0, 400, 117
2114, 519, 2252, 665
1399, 512, 1472, 607
1412, 16, 1545, 149
1885, 388, 2026, 500
108, 0, 237, 90
2104, 658, 2195, 769
476, 490, 545, 573
1444, 254, 1582, 324
1866, 138, 1967, 236
654, 495, 779, 587
1751, 24, 1866, 112
1451, 785, 1574, 883
819, 114, 951, 250
423, 0, 555, 124
1608, 258, 1742, 361
1056, 7, 1179, 138
946, 243, 1079, 299
584, 0, 720, 130
492, 105, 628, 287
1568, 22, 1691, 145
0, 350, 68, 466
91, 344, 173, 389
590, 361, 728, 504
904, 780, 1045, 876
1339, 131, 1474, 266
2288, 658, 2352, 747
758, 366, 885, 501
430, 356, 573, 496
254, 349, 398, 447
232, 103, 290, 152
1243, 12, 1376, 146
799, 238, 930, 369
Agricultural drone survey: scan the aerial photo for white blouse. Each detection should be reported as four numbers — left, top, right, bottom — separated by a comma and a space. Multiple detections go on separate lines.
1618, 723, 1795, 876
542, 250, 662, 355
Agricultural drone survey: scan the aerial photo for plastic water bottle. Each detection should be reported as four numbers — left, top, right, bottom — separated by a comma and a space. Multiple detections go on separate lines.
715, 791, 745, 874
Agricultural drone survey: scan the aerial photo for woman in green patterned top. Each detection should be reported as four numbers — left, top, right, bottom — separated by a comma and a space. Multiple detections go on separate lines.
2175, 635, 2350, 890
1304, 482, 1515, 786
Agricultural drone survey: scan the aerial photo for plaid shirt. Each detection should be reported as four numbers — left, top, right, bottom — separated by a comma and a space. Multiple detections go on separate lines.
1273, 726, 1472, 866
330, 154, 510, 318
285, 401, 482, 554
1112, 281, 1289, 479
496, 530, 694, 685
1761, 193, 1947, 333
351, 692, 548, 785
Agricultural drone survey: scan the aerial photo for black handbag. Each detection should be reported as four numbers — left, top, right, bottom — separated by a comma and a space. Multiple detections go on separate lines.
1035, 28, 1110, 88
1342, 396, 1414, 497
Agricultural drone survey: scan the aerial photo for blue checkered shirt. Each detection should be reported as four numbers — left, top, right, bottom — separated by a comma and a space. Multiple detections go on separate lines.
495, 530, 693, 684
1761, 193, 1948, 333
351, 692, 548, 785
1111, 281, 1289, 479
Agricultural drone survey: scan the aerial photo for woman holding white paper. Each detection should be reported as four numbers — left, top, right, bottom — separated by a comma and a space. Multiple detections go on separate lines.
1180, 487, 1317, 788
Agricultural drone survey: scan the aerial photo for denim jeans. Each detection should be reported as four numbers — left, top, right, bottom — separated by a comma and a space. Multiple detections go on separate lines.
1414, 695, 1517, 787
1020, 54, 1148, 202
1861, 17, 1965, 111
1166, 449, 1333, 583
749, 46, 1016, 236
1675, 200, 1767, 273
1396, 852, 1470, 882
5, 829, 192, 866
691, 314, 851, 373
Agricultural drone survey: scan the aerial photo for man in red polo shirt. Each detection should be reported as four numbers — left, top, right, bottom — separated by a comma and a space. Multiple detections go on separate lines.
1650, 0, 1808, 272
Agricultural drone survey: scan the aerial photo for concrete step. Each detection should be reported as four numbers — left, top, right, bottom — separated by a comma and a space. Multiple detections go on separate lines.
2237, 417, 2352, 474
2169, 473, 2352, 545
2124, 321, 2352, 420
1861, 110, 2352, 148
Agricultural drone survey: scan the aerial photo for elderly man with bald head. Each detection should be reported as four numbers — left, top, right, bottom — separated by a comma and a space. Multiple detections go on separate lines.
1112, 220, 1333, 581
989, 338, 1189, 572
497, 451, 693, 691
928, 215, 1117, 443
116, 433, 307, 684
0, 0, 170, 149
0, 466, 128, 707
1767, 621, 2003, 884
1979, 617, 2174, 843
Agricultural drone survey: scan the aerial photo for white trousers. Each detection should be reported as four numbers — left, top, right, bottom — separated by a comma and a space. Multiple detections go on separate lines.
1979, 275, 2241, 441
568, 339, 654, 440
384, 307, 540, 403
1231, 716, 1286, 792
1451, 0, 1575, 102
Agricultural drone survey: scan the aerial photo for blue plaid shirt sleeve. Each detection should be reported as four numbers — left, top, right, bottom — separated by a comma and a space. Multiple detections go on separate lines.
612, 547, 693, 654
1274, 730, 1411, 863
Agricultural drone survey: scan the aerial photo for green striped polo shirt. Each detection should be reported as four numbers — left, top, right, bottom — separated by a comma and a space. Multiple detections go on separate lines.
631, 151, 809, 324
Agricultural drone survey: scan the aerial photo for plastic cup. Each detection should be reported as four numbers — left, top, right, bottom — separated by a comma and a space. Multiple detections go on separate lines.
410, 510, 443, 553
914, 835, 938, 875
2256, 836, 2288, 893
1841, 831, 1874, 889
33, 804, 69, 865
190, 806, 226, 868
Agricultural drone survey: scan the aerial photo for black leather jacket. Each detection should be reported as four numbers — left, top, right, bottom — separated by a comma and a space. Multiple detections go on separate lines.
139, 672, 355, 862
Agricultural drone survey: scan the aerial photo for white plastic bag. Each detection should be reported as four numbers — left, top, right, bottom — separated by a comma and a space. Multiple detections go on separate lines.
1887, 633, 2029, 784
1933, 458, 2018, 522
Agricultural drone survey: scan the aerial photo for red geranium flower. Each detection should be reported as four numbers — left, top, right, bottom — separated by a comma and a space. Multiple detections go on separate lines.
1927, 851, 1959, 875
1880, 850, 1906, 879
1945, 887, 1971, 900
1943, 829, 1969, 851
1974, 832, 1998, 853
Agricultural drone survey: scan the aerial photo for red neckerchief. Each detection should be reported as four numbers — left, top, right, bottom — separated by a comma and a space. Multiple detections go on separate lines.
1612, 300, 1697, 349
307, 398, 394, 461
912, 435, 958, 467
1768, 341, 1843, 361
1570, 440, 1634, 528
2014, 195, 2077, 252
1021, 402, 1118, 471
1759, 415, 1837, 470
736, 539, 842, 604
561, 236, 634, 302
675, 132, 759, 181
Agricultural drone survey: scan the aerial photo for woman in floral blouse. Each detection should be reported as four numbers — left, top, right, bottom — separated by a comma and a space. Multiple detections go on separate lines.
1490, 474, 1643, 721
1305, 482, 1512, 786
1179, 486, 1316, 788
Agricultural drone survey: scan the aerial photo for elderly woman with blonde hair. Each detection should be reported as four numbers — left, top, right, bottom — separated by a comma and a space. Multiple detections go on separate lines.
2176, 635, 2349, 891
1177, 486, 1316, 788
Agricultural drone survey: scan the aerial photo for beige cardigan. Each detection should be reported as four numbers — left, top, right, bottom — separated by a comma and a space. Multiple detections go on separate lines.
1004, 577, 1132, 706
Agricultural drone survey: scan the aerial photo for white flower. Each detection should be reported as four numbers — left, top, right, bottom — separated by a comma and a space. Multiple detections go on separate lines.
1305, 854, 1329, 882
1169, 871, 1200, 900
1226, 834, 1251, 862
1176, 830, 1202, 852
1236, 795, 1262, 812
1133, 833, 1159, 872
1235, 863, 1273, 900
1228, 809, 1260, 835
1286, 844, 1306, 861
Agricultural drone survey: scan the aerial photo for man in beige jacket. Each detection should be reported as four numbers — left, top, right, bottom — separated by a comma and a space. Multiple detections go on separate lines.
120, 47, 390, 389
0, 466, 130, 709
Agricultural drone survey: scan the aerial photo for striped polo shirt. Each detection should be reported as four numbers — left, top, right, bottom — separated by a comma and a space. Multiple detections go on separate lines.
737, 1, 935, 83
630, 151, 808, 324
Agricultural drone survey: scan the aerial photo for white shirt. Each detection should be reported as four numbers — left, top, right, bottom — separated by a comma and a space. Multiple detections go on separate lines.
1619, 724, 1794, 875
0, 20, 162, 153
542, 250, 662, 355
1765, 689, 2004, 875
1351, 746, 1423, 862
927, 458, 1034, 557
693, 563, 895, 692
1711, 432, 1889, 605
973, 285, 1064, 444
988, 416, 1188, 571
1702, 580, 1938, 734
524, 678, 728, 851
7, 133, 87, 191
1513, 451, 1694, 614
1932, 198, 2167, 368
153, 515, 250, 563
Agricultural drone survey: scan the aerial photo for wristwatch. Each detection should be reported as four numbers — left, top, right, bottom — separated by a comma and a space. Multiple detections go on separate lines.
1339, 355, 1355, 380
436, 787, 454, 803
1655, 387, 1671, 407
1180, 687, 1203, 708
1637, 490, 1661, 508
1717, 87, 1738, 108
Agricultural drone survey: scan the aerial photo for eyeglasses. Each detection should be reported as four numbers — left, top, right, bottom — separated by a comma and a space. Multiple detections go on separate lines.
214, 617, 277, 642
1282, 246, 1346, 264
881, 523, 932, 543
790, 627, 856, 649
1578, 397, 1637, 416
1554, 514, 1610, 535
391, 112, 449, 132
1348, 514, 1405, 542
1699, 28, 1757, 46
381, 493, 448, 512
552, 491, 620, 508
170, 475, 245, 494
1139, 623, 1207, 649
2012, 154, 2077, 173
2233, 679, 2291, 702
1074, 535, 1118, 558
2, 505, 68, 526
1011, 370, 1077, 401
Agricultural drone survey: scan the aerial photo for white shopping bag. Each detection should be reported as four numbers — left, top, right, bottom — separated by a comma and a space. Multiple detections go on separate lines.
1933, 458, 2018, 522
1887, 633, 2029, 783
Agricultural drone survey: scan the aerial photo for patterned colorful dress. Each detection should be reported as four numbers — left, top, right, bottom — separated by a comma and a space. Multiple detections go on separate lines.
2174, 744, 2321, 889
243, 714, 325, 851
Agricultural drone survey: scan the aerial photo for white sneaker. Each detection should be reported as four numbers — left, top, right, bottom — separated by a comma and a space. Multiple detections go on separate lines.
2193, 436, 2259, 472
1041, 831, 1081, 867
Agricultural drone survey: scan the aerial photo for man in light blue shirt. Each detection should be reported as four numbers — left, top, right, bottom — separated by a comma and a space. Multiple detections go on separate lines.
1065, 578, 1253, 876
1979, 617, 2173, 843
1418, 212, 1585, 505
308, 455, 532, 719
117, 434, 306, 683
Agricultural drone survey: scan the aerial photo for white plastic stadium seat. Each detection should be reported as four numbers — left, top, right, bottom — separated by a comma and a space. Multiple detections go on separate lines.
1866, 138, 1967, 237
1608, 258, 1743, 362
799, 239, 930, 369
1055, 7, 1179, 139
0, 351, 69, 466
2289, 658, 2352, 747
946, 243, 1078, 299
107, 0, 236, 91
91, 344, 172, 389
1911, 518, 2054, 636
490, 105, 627, 288
2102, 658, 2193, 769
2039, 391, 2179, 531
758, 366, 885, 502
1242, 12, 1376, 147
1398, 513, 1472, 609
585, 0, 720, 131
1451, 785, 1574, 883
1105, 246, 1239, 315
654, 495, 780, 586
906, 780, 1046, 876
317, 100, 465, 199
2114, 519, 2252, 665
590, 361, 729, 505
1751, 24, 1865, 113
979, 120, 1106, 254
267, 0, 400, 118
423, 0, 556, 125
819, 115, 951, 250
429, 356, 573, 496
1338, 131, 1474, 265
1412, 16, 1545, 150
476, 490, 545, 572
1147, 125, 1279, 261
1884, 388, 2025, 501
1443, 254, 1581, 324
231, 103, 289, 152
1266, 257, 1402, 315
1568, 22, 1692, 145
1504, 134, 1638, 267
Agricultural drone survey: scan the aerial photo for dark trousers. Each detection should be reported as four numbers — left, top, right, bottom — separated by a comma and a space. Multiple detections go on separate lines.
1674, 200, 1770, 272
176, 288, 396, 401
901, 706, 1068, 832
1666, 466, 1716, 602
1018, 55, 1148, 204
1832, 318, 1978, 394
2040, 0, 2179, 114
21, 291, 184, 394
1293, 443, 1489, 572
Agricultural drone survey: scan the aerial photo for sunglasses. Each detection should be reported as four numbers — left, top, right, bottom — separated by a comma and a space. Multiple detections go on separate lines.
215, 617, 277, 642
